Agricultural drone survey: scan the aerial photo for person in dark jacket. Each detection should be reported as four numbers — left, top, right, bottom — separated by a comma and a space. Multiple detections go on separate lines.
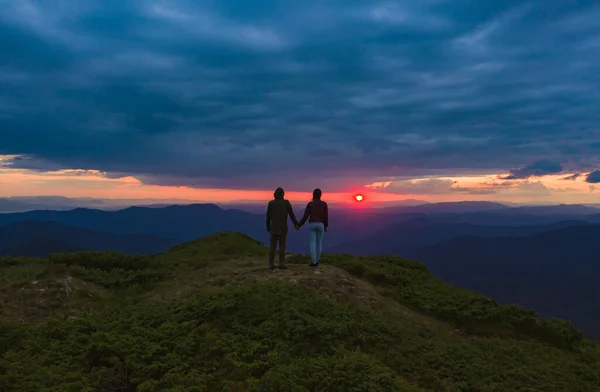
298, 188, 328, 267
266, 187, 299, 270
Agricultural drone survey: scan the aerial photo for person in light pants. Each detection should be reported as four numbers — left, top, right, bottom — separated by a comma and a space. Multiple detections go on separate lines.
298, 188, 328, 267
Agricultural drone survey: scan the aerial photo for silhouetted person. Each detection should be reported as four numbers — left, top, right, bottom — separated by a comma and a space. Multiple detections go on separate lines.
266, 187, 299, 270
298, 188, 328, 267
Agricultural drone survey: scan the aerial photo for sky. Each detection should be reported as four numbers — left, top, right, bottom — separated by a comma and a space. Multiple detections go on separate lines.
1, 0, 600, 205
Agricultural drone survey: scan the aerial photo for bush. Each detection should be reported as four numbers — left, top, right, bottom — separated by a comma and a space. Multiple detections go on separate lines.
1, 234, 598, 391
327, 254, 584, 349
49, 252, 154, 271
47, 252, 166, 290
1, 283, 598, 391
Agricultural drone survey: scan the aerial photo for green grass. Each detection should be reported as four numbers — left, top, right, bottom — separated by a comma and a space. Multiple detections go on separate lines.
318, 254, 583, 349
0, 232, 598, 391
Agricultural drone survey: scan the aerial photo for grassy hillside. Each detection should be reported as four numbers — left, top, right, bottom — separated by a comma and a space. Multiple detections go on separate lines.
1, 232, 599, 391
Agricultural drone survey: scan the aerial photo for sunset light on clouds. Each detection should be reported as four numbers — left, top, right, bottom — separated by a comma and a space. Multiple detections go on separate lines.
1, 0, 600, 206
1, 155, 598, 204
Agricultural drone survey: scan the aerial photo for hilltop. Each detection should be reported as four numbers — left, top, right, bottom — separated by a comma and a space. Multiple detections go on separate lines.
1, 232, 599, 391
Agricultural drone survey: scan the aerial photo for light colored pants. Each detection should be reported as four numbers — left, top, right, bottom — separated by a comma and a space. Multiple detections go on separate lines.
308, 222, 325, 264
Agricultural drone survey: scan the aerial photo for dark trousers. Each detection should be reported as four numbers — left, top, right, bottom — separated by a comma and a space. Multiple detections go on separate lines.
269, 233, 287, 267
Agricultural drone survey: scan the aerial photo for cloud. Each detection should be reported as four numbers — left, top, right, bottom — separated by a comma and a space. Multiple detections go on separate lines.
369, 178, 500, 195
379, 179, 458, 194
585, 170, 600, 183
501, 160, 564, 180
453, 3, 533, 55
143, 3, 288, 51
367, 2, 451, 30
561, 173, 581, 181
514, 180, 553, 197
1, 0, 600, 192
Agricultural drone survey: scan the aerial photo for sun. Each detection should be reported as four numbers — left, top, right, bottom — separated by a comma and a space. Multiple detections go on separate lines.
354, 194, 365, 202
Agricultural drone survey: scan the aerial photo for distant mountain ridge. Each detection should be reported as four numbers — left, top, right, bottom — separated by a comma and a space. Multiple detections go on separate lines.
0, 221, 178, 257
376, 200, 510, 214
1, 201, 600, 255
327, 217, 595, 256
0, 204, 259, 240
485, 204, 600, 216
414, 225, 600, 339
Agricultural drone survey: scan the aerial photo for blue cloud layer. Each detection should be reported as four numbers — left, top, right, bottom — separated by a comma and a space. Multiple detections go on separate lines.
586, 171, 600, 184
1, 0, 599, 190
501, 160, 563, 180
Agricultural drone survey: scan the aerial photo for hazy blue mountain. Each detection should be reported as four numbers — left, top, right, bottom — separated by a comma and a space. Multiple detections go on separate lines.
0, 196, 210, 213
0, 204, 421, 253
375, 201, 510, 214
0, 204, 259, 240
427, 211, 600, 226
486, 204, 600, 216
414, 225, 600, 339
2, 202, 599, 255
0, 221, 179, 257
326, 217, 594, 256
1, 239, 85, 258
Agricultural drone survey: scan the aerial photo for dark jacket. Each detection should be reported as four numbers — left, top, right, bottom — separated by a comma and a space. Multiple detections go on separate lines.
299, 199, 328, 229
266, 190, 299, 235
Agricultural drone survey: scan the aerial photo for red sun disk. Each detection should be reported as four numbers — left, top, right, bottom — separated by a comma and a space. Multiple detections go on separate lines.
354, 194, 365, 202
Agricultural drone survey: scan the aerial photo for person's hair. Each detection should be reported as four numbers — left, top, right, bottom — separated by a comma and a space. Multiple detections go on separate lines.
312, 188, 322, 200
274, 187, 285, 198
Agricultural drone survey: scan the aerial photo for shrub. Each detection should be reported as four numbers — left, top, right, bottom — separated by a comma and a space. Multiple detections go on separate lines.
49, 252, 154, 271
327, 254, 584, 349
2, 283, 598, 391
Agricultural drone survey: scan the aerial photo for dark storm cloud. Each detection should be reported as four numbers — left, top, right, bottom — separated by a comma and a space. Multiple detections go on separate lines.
2, 0, 600, 191
586, 171, 600, 184
501, 160, 563, 180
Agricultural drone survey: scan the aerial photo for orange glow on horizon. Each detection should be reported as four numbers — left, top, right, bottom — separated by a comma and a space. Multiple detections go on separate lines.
0, 167, 419, 203
0, 163, 598, 205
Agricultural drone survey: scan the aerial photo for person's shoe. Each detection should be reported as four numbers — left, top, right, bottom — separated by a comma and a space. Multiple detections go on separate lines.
269, 264, 275, 270
278, 264, 287, 270
309, 262, 318, 267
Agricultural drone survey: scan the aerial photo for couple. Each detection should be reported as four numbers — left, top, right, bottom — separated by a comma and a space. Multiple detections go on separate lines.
266, 187, 328, 270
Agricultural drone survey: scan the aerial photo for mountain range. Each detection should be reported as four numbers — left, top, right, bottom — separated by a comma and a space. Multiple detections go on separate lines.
1, 201, 600, 339
327, 217, 595, 256
0, 221, 178, 257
